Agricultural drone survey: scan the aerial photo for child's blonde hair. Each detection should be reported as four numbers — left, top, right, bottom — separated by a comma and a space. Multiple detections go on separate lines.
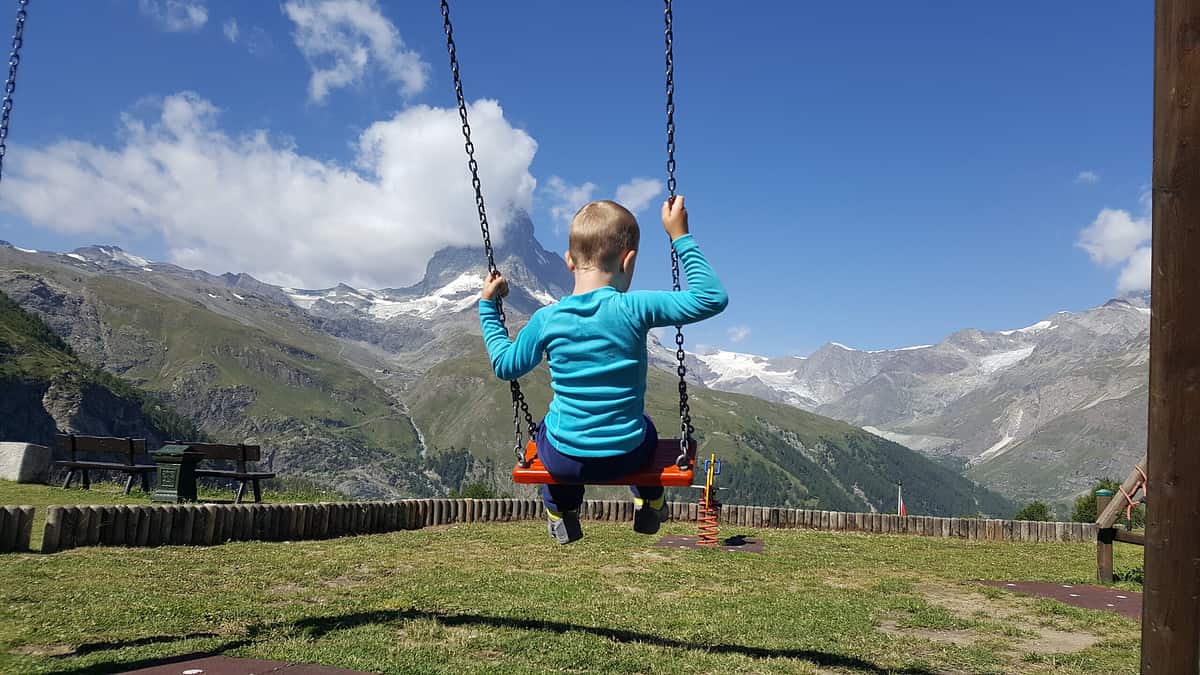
568, 200, 640, 270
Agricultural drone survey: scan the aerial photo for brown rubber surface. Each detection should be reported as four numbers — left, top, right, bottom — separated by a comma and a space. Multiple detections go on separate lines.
981, 580, 1142, 620
655, 534, 764, 553
121, 654, 370, 674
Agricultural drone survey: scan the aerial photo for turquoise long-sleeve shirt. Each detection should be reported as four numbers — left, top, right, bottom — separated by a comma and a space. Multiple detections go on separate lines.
479, 234, 728, 458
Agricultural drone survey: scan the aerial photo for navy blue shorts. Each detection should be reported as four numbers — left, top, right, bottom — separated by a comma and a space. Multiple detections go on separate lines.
535, 416, 664, 512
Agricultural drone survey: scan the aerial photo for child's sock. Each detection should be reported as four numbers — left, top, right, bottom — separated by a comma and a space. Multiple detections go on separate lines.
546, 508, 563, 522
633, 496, 666, 510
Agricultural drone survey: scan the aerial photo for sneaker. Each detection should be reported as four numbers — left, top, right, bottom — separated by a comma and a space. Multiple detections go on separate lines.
547, 509, 583, 544
633, 497, 669, 535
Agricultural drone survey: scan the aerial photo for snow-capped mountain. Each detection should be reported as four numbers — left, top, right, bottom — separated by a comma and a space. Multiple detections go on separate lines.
1, 222, 1149, 504
64, 245, 155, 270
679, 295, 1150, 502
283, 211, 570, 323
3, 212, 569, 328
0, 242, 161, 271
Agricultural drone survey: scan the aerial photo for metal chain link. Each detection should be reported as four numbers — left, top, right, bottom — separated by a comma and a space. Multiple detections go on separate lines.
441, 0, 536, 465
0, 0, 29, 185
665, 0, 694, 470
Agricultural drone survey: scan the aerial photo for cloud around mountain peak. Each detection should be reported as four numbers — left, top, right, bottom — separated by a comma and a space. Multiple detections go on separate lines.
0, 92, 537, 290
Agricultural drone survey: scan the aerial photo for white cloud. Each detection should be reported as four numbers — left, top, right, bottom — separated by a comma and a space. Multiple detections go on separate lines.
283, 0, 428, 103
1078, 208, 1150, 265
1117, 246, 1151, 293
223, 18, 239, 43
1078, 200, 1152, 294
615, 178, 663, 214
544, 176, 596, 233
139, 0, 208, 32
727, 325, 751, 343
243, 26, 275, 55
1075, 170, 1101, 184
0, 93, 537, 289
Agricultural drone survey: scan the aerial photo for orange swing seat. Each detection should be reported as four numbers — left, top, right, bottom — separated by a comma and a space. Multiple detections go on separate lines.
512, 437, 696, 487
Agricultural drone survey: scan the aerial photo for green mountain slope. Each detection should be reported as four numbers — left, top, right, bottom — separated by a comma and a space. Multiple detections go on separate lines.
1, 249, 1015, 512
407, 345, 1016, 517
0, 290, 198, 446
85, 275, 438, 496
87, 275, 416, 450
0, 264, 441, 497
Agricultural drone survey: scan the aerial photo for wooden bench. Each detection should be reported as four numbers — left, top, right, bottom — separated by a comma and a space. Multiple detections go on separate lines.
54, 434, 155, 494
188, 442, 276, 503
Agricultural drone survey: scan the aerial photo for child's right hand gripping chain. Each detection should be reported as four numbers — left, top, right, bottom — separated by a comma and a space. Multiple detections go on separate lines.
481, 271, 509, 301
662, 195, 690, 241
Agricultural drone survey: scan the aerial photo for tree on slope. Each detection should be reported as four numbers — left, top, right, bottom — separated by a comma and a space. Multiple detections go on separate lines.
1014, 501, 1051, 521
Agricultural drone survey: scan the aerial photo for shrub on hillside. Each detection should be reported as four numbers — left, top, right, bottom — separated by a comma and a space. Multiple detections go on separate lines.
1014, 501, 1051, 521
1072, 478, 1145, 528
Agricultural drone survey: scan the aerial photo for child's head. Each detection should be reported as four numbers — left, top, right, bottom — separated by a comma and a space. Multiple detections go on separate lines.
566, 201, 640, 286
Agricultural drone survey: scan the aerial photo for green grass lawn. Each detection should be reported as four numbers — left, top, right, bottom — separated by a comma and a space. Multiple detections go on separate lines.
0, 506, 1145, 674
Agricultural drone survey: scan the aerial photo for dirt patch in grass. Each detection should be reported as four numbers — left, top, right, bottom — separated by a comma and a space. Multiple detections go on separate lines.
320, 575, 361, 589
9, 644, 75, 657
923, 584, 1026, 620
1015, 628, 1100, 655
880, 583, 1103, 657
878, 619, 977, 646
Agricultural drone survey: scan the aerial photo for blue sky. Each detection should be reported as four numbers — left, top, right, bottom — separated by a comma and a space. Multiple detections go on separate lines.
0, 1, 1152, 356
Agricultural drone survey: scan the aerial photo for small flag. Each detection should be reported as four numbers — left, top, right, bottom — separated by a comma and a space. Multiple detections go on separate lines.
898, 483, 907, 517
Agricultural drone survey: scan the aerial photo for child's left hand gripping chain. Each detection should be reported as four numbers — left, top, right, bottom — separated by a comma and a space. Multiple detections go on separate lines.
481, 271, 509, 301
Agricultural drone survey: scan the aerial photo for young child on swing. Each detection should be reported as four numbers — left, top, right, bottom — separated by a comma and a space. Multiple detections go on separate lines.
479, 196, 727, 544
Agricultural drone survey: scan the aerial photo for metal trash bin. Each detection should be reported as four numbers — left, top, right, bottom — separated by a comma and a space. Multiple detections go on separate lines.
151, 444, 202, 503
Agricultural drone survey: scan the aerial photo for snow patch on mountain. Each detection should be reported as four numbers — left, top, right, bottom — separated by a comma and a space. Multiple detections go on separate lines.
998, 320, 1052, 336
62, 245, 154, 268
98, 247, 151, 267
369, 274, 483, 320
693, 350, 818, 407
975, 435, 1014, 464
285, 273, 491, 320
531, 289, 559, 306
978, 346, 1036, 374
869, 344, 931, 354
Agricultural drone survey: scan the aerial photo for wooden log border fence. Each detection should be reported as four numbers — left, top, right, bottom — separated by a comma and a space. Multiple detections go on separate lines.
0, 500, 1100, 554
0, 506, 36, 553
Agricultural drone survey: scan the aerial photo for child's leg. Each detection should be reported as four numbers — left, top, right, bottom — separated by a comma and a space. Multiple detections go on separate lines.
630, 415, 665, 505
542, 483, 585, 514
630, 485, 664, 503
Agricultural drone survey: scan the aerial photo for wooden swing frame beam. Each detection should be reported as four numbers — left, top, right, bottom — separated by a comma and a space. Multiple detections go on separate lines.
1142, 0, 1200, 671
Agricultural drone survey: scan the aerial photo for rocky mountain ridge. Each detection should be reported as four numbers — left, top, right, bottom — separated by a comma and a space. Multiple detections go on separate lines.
667, 295, 1150, 503
0, 228, 1014, 514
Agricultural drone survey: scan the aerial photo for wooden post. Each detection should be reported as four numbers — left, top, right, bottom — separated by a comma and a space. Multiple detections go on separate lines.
1098, 458, 1147, 528
1144, 1, 1200, 671
1095, 489, 1116, 582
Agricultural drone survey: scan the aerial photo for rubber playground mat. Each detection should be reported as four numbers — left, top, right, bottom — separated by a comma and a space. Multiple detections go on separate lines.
121, 654, 369, 675
655, 534, 764, 552
981, 580, 1142, 620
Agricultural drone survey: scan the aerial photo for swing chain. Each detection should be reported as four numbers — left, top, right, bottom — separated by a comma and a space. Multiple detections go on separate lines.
0, 0, 29, 184
665, 0, 693, 470
441, 0, 536, 465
